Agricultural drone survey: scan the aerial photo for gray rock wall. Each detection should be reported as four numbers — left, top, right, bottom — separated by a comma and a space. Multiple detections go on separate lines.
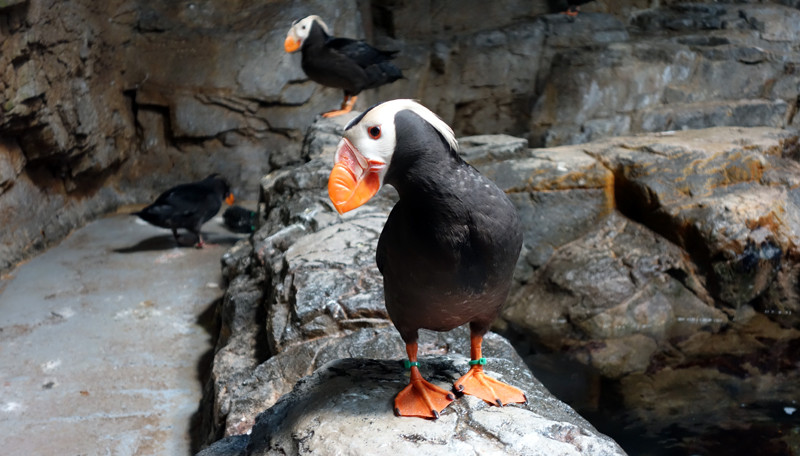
2, 0, 800, 274
1, 0, 135, 271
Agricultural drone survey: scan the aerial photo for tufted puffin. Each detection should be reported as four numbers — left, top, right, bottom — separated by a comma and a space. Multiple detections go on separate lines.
284, 15, 403, 118
328, 100, 526, 419
134, 174, 234, 248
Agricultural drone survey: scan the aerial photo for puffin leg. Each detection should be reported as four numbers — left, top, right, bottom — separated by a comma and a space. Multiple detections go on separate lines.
454, 331, 527, 406
394, 342, 455, 419
322, 95, 357, 118
193, 230, 205, 249
171, 228, 181, 245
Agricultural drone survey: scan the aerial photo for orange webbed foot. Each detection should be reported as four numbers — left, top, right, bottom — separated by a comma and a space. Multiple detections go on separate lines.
454, 362, 527, 407
560, 6, 579, 16
321, 109, 351, 118
322, 95, 357, 118
394, 367, 455, 419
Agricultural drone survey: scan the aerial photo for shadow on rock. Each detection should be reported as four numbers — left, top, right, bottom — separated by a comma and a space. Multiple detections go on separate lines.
114, 233, 242, 253
191, 297, 225, 455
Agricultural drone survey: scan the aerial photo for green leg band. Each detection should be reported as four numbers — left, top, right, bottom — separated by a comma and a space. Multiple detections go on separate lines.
469, 357, 487, 366
404, 360, 420, 369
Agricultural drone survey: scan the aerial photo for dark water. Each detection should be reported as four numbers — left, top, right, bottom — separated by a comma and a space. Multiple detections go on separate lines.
501, 322, 800, 456
579, 400, 800, 456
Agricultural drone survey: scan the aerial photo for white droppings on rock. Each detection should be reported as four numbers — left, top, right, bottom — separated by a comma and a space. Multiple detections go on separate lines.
114, 306, 164, 321
42, 359, 62, 372
155, 251, 187, 264
2, 402, 23, 412
52, 307, 76, 319
171, 321, 193, 334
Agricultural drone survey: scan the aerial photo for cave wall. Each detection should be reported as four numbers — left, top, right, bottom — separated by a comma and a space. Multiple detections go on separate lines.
2, 0, 800, 272
1, 0, 135, 271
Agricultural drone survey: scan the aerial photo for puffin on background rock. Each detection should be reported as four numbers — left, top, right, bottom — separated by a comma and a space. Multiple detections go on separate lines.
134, 174, 234, 248
328, 100, 526, 419
284, 15, 403, 118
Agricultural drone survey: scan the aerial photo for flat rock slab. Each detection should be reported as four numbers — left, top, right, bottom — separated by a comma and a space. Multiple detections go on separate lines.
211, 325, 554, 440
207, 357, 625, 456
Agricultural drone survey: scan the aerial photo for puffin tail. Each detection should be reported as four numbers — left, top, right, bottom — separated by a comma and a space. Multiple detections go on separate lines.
365, 62, 404, 88
382, 49, 400, 60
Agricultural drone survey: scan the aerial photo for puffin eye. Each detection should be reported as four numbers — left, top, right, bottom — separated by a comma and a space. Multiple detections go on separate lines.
368, 126, 381, 139
301, 25, 306, 29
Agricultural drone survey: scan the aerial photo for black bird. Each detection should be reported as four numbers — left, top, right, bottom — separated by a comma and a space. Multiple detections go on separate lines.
134, 174, 234, 248
284, 15, 403, 118
222, 205, 257, 234
328, 100, 525, 419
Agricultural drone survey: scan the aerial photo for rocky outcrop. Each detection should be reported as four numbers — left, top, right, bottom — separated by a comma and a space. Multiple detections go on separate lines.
199, 114, 572, 445
493, 127, 800, 447
203, 113, 800, 453
205, 356, 625, 456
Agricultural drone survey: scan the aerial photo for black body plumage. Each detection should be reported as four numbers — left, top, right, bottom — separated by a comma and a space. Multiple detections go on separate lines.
300, 21, 403, 96
376, 110, 523, 344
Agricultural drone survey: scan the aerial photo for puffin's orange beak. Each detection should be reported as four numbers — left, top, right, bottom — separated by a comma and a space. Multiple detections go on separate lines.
328, 138, 384, 214
284, 35, 301, 53
225, 193, 235, 205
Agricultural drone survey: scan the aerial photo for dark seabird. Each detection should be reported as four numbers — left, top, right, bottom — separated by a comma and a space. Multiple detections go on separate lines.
284, 15, 403, 118
134, 174, 234, 248
328, 100, 525, 418
222, 205, 257, 234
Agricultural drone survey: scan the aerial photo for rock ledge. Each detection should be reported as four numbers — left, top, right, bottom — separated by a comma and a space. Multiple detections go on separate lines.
202, 356, 626, 456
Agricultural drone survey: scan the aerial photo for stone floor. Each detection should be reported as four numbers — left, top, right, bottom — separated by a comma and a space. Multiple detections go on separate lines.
0, 208, 248, 456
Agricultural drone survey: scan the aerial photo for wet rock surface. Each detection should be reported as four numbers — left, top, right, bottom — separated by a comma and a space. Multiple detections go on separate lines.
0, 212, 247, 456
203, 114, 800, 454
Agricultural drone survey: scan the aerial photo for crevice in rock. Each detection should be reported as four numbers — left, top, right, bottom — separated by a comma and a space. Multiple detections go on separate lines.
787, 94, 800, 126
137, 103, 176, 148
370, 0, 396, 39
254, 287, 272, 365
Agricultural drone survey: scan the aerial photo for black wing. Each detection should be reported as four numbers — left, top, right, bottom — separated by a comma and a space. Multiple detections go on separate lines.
326, 37, 398, 68
153, 184, 210, 208
376, 226, 388, 275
